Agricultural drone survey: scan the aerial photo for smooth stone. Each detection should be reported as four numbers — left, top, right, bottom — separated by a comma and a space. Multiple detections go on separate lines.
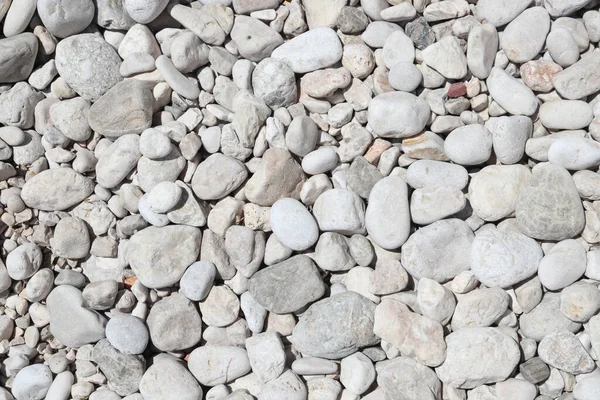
96, 0, 135, 30
444, 124, 492, 165
340, 353, 375, 396
0, 82, 43, 129
6, 242, 42, 280
37, 0, 95, 38
410, 186, 465, 225
55, 34, 123, 101
378, 357, 442, 400
169, 5, 226, 46
515, 163, 585, 241
520, 60, 562, 93
520, 292, 582, 342
285, 116, 319, 157
147, 293, 202, 351
302, 147, 339, 175
538, 239, 587, 291
401, 219, 474, 282
436, 328, 520, 389
470, 228, 543, 288
230, 16, 283, 62
540, 100, 593, 130
49, 97, 91, 141
199, 285, 240, 327
245, 331, 286, 383
548, 138, 600, 170
92, 339, 145, 396
361, 21, 401, 48
155, 55, 200, 100
367, 92, 430, 138
544, 0, 590, 17
0, 33, 38, 83
271, 27, 343, 73
259, 370, 307, 400
248, 255, 325, 314
487, 67, 538, 116
88, 80, 154, 138
139, 358, 203, 400
488, 115, 532, 164
314, 232, 355, 272
388, 61, 422, 92
291, 292, 379, 359
553, 53, 600, 100
188, 346, 251, 386
574, 375, 600, 400
500, 7, 550, 64
179, 261, 216, 301
547, 28, 580, 68
374, 298, 446, 367
538, 331, 595, 374
124, 0, 169, 24
3, 0, 36, 37
475, 0, 531, 27
270, 198, 318, 251
406, 160, 468, 189
126, 226, 201, 288
46, 285, 107, 348
105, 315, 149, 355
245, 148, 305, 206
192, 153, 248, 200
313, 189, 366, 235
139, 128, 171, 160
21, 168, 94, 211
469, 165, 531, 221
422, 36, 468, 79
451, 287, 510, 330
12, 364, 52, 400
365, 176, 410, 250
382, 30, 415, 69
303, 0, 345, 28
96, 134, 142, 189
52, 217, 91, 259
252, 58, 296, 108
416, 278, 456, 325
560, 282, 600, 323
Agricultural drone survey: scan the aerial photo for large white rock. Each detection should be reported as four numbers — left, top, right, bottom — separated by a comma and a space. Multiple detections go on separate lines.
270, 198, 319, 251
271, 27, 342, 73
470, 228, 543, 288
488, 116, 532, 164
538, 239, 587, 291
21, 168, 94, 211
366, 176, 411, 250
548, 137, 600, 170
487, 67, 538, 116
435, 328, 520, 389
467, 23, 498, 79
422, 36, 468, 79
313, 189, 366, 235
406, 160, 468, 189
500, 7, 550, 63
367, 92, 430, 138
468, 165, 531, 221
540, 100, 594, 130
444, 124, 492, 165
553, 52, 600, 100
475, 0, 531, 27
188, 346, 251, 386
515, 163, 585, 241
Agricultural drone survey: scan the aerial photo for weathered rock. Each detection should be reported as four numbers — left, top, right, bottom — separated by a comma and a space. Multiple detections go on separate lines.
21, 168, 94, 211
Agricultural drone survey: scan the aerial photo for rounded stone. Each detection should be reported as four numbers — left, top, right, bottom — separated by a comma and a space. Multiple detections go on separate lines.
105, 314, 149, 355
368, 92, 430, 138
147, 293, 202, 352
270, 198, 319, 251
37, 0, 95, 38
252, 58, 297, 109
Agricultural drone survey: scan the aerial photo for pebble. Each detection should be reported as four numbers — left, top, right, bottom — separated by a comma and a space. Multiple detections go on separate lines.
444, 124, 492, 165
139, 357, 203, 400
436, 328, 520, 389
105, 314, 149, 355
500, 7, 550, 63
248, 255, 325, 313
538, 330, 595, 374
179, 261, 216, 301
538, 239, 587, 291
147, 293, 202, 351
124, 0, 169, 24
560, 282, 600, 323
367, 92, 430, 138
6, 242, 42, 280
245, 331, 285, 383
422, 36, 468, 79
516, 163, 585, 241
487, 66, 538, 116
470, 228, 543, 288
313, 189, 366, 235
548, 137, 600, 170
12, 364, 53, 400
554, 53, 600, 100
270, 198, 318, 251
188, 346, 251, 386
37, 0, 95, 38
55, 34, 123, 101
271, 27, 343, 73
378, 356, 442, 400
401, 219, 474, 282
291, 292, 379, 359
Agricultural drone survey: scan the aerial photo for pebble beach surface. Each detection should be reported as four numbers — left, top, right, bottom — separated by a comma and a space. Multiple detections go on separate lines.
1, 0, 600, 400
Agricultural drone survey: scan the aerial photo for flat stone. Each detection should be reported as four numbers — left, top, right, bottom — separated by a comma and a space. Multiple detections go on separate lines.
487, 66, 538, 116
469, 165, 531, 221
406, 160, 468, 189
192, 153, 248, 200
270, 198, 319, 251
88, 80, 153, 138
245, 148, 305, 206
382, 29, 415, 69
520, 292, 582, 342
377, 357, 442, 400
422, 36, 468, 79
291, 292, 379, 359
46, 285, 107, 348
540, 100, 593, 130
313, 189, 366, 235
139, 357, 203, 400
367, 92, 430, 138
93, 339, 145, 396
553, 53, 600, 100
55, 34, 122, 101
516, 163, 585, 241
500, 7, 550, 63
230, 16, 283, 62
401, 219, 474, 282
548, 137, 600, 170
538, 331, 595, 374
105, 314, 149, 355
188, 346, 251, 386
451, 287, 510, 330
126, 226, 201, 288
538, 239, 587, 291
0, 33, 38, 83
96, 134, 142, 189
248, 255, 325, 314
365, 176, 410, 249
435, 328, 520, 389
21, 168, 94, 211
147, 293, 202, 351
374, 298, 446, 367
271, 27, 343, 73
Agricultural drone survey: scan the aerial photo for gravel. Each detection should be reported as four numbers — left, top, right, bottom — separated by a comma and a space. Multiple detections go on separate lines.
1, 1, 600, 399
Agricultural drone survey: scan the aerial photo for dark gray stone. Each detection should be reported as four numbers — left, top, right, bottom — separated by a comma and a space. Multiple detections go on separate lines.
93, 339, 145, 396
336, 6, 369, 34
405, 17, 436, 50
520, 357, 551, 384
0, 33, 38, 83
346, 156, 383, 199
